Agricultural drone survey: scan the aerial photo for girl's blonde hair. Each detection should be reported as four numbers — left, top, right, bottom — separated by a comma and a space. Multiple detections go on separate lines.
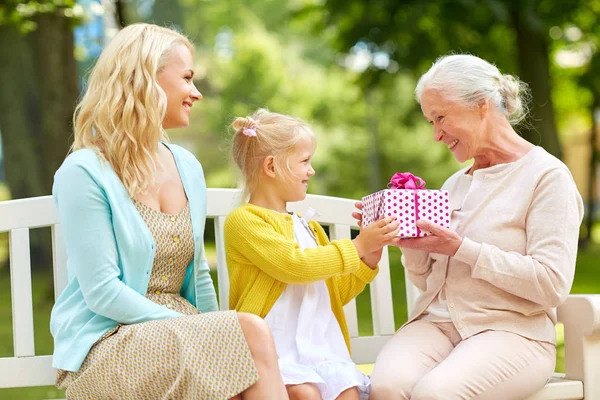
231, 109, 315, 200
72, 23, 193, 197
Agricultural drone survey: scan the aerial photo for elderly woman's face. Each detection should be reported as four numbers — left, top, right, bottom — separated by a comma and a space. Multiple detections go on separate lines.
420, 89, 484, 163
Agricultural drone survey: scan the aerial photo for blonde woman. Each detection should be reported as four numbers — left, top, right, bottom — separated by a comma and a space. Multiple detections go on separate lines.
51, 24, 288, 400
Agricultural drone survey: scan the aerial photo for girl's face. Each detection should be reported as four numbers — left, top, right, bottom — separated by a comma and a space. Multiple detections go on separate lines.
276, 135, 315, 203
157, 44, 202, 129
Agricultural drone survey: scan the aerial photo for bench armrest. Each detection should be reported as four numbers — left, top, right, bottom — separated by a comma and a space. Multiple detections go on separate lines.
557, 294, 600, 399
559, 295, 600, 336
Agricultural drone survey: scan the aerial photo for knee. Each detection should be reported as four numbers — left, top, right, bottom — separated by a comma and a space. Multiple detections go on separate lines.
369, 363, 411, 400
287, 384, 321, 400
237, 312, 271, 339
370, 379, 408, 400
236, 312, 276, 359
411, 378, 452, 400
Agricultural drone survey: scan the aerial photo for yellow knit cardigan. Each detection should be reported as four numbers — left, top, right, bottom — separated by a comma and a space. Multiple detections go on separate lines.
224, 202, 379, 353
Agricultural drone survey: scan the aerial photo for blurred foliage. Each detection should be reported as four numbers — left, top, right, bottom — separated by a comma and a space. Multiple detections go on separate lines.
160, 0, 466, 199
0, 184, 7, 267
0, 0, 85, 33
3, 0, 600, 203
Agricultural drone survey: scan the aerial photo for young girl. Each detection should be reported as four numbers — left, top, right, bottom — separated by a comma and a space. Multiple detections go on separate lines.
224, 109, 400, 400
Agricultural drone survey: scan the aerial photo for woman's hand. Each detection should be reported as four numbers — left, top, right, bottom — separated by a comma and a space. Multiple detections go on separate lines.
391, 220, 462, 256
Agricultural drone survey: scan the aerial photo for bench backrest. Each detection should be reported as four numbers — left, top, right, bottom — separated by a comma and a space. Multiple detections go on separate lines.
0, 189, 420, 388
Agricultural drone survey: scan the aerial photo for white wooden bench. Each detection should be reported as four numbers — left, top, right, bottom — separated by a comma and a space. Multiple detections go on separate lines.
0, 188, 596, 399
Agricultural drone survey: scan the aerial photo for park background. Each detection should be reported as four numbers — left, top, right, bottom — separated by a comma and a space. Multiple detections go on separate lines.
1, 0, 600, 398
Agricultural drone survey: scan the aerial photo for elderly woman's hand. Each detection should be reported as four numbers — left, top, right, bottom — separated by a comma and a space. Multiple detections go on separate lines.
391, 220, 463, 256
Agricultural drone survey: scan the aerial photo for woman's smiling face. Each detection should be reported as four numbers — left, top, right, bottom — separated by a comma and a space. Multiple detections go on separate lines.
157, 44, 202, 129
420, 89, 486, 163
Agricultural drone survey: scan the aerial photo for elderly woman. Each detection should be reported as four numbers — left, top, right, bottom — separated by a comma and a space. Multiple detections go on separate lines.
367, 54, 584, 399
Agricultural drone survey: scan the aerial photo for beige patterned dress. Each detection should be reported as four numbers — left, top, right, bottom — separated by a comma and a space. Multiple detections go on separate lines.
56, 201, 259, 399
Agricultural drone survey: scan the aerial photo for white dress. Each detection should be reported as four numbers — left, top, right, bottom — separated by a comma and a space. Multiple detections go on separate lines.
264, 211, 370, 400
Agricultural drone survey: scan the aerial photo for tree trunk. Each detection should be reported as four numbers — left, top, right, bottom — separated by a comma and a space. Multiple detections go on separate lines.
511, 2, 562, 159
0, 24, 50, 271
0, 25, 45, 200
0, 9, 78, 272
115, 0, 128, 28
29, 11, 78, 194
366, 87, 382, 192
150, 0, 184, 29
585, 97, 598, 245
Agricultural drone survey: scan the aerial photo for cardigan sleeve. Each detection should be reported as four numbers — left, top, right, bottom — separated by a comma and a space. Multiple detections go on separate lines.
453, 168, 584, 308
400, 249, 433, 292
195, 241, 219, 312
335, 261, 379, 306
310, 222, 379, 304
224, 210, 362, 284
54, 161, 184, 323
175, 148, 219, 312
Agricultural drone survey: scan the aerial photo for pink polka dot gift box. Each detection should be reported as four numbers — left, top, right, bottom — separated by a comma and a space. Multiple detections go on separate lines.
361, 172, 450, 238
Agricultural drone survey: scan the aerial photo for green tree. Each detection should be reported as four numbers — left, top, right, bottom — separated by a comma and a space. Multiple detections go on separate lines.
318, 0, 591, 159
0, 0, 81, 267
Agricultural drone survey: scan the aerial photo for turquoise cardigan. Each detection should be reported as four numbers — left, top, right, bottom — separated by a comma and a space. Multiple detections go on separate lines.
50, 143, 217, 372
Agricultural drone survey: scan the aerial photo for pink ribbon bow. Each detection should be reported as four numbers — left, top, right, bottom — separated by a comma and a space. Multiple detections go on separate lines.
387, 172, 426, 189
386, 172, 427, 237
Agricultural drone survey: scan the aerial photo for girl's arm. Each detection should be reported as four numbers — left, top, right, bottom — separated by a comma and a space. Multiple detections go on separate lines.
335, 261, 379, 305
225, 210, 363, 284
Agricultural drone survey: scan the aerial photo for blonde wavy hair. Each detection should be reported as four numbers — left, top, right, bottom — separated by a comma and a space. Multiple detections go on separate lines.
72, 23, 193, 197
231, 109, 315, 201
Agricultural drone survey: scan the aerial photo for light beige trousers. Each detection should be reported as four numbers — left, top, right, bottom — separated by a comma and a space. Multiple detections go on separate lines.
370, 319, 556, 400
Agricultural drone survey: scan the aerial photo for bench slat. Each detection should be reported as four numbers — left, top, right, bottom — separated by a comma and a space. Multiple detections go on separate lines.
0, 356, 55, 388
287, 193, 358, 226
0, 196, 58, 231
370, 246, 396, 336
51, 224, 68, 301
524, 374, 584, 400
330, 224, 359, 338
9, 228, 36, 357
350, 336, 392, 364
214, 216, 229, 311
206, 188, 241, 217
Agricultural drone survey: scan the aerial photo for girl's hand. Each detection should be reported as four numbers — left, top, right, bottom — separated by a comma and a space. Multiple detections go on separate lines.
390, 220, 462, 256
353, 202, 383, 269
353, 216, 400, 257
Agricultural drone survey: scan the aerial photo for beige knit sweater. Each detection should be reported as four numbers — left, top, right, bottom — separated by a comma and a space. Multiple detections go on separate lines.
401, 146, 584, 344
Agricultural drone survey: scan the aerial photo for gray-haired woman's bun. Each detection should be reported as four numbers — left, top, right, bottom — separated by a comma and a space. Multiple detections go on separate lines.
500, 74, 530, 126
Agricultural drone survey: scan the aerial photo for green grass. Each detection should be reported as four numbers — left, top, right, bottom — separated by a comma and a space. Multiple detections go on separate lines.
0, 242, 598, 397
0, 184, 8, 265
